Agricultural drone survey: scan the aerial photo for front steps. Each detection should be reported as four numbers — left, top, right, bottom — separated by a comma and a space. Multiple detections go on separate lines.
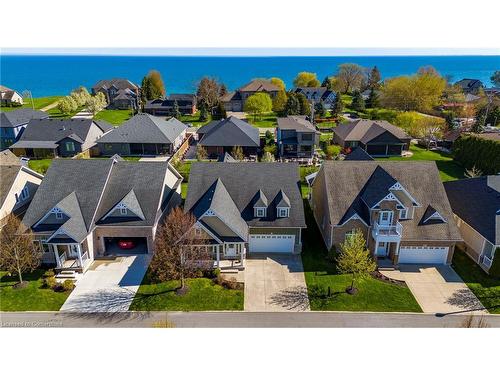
55, 270, 80, 282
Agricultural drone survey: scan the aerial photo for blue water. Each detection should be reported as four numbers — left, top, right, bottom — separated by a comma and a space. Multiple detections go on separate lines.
1, 55, 499, 97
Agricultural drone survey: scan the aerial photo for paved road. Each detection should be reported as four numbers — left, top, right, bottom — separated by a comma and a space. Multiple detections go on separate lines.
1, 311, 498, 328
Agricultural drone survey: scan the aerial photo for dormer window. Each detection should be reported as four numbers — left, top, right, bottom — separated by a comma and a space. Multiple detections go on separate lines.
399, 208, 408, 220
120, 207, 127, 215
277, 207, 289, 218
56, 211, 63, 219
255, 208, 266, 218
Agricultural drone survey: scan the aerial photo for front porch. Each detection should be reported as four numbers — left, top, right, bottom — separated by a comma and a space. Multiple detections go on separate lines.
194, 242, 246, 270
50, 243, 92, 273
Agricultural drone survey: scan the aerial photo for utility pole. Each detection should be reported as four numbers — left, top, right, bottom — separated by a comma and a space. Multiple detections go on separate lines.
22, 90, 34, 110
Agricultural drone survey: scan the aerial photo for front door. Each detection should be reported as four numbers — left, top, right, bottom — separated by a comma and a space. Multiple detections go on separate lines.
378, 211, 393, 226
225, 243, 237, 257
68, 244, 79, 258
376, 242, 389, 257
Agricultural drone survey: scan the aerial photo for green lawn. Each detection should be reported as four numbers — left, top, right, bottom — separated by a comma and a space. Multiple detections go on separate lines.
94, 109, 133, 125
180, 112, 212, 126
0, 270, 71, 311
378, 144, 465, 182
452, 251, 500, 314
28, 158, 53, 174
46, 106, 82, 119
301, 202, 422, 312
247, 112, 277, 128
0, 96, 62, 112
129, 274, 243, 311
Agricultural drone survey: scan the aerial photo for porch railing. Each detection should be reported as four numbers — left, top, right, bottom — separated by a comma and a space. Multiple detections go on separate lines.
59, 252, 67, 265
482, 256, 493, 269
82, 251, 89, 263
372, 221, 403, 237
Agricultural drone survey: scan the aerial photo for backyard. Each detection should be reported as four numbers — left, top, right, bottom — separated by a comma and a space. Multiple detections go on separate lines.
94, 109, 133, 125
0, 96, 62, 112
246, 112, 277, 128
301, 202, 422, 312
452, 251, 500, 314
129, 272, 244, 311
0, 270, 71, 311
180, 112, 212, 127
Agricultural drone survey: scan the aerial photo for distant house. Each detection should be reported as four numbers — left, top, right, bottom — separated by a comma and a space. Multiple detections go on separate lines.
10, 118, 113, 158
0, 162, 43, 227
21, 158, 182, 274
454, 78, 484, 95
293, 87, 336, 108
91, 78, 140, 110
444, 176, 500, 273
197, 116, 260, 158
0, 109, 49, 150
221, 79, 280, 112
276, 116, 320, 160
333, 119, 411, 156
97, 113, 188, 156
144, 94, 197, 116
0, 85, 23, 106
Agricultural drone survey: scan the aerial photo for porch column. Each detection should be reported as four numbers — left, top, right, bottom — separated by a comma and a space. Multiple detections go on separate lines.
240, 244, 245, 264
216, 245, 220, 268
53, 245, 62, 268
77, 243, 83, 267
374, 240, 379, 257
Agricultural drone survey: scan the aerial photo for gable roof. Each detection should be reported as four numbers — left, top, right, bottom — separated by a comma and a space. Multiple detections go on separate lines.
12, 118, 100, 146
0, 149, 21, 166
277, 116, 317, 132
444, 176, 499, 244
238, 79, 280, 92
217, 152, 237, 162
0, 108, 49, 128
185, 162, 306, 230
198, 116, 260, 148
344, 147, 374, 161
92, 78, 139, 91
294, 87, 335, 101
0, 165, 22, 208
455, 78, 483, 90
317, 161, 461, 241
96, 114, 187, 145
333, 119, 411, 143
93, 119, 114, 133
45, 192, 88, 243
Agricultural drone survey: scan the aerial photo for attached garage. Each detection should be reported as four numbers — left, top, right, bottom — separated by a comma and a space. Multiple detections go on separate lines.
248, 234, 295, 253
104, 237, 149, 255
398, 246, 449, 264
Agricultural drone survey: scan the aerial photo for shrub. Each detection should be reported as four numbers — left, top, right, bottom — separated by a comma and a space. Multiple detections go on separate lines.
215, 274, 242, 290
325, 144, 341, 160
488, 249, 500, 278
43, 269, 55, 278
42, 276, 57, 290
453, 136, 500, 175
63, 279, 75, 291
213, 268, 221, 277
326, 246, 337, 264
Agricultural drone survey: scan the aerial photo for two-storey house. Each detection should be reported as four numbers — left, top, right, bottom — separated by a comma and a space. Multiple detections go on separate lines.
276, 116, 320, 160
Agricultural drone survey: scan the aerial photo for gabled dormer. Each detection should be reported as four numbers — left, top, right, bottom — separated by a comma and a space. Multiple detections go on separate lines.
420, 205, 447, 225
276, 189, 291, 218
253, 189, 268, 218
99, 189, 145, 223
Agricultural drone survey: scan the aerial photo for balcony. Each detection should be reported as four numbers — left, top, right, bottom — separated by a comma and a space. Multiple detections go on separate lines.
372, 222, 403, 242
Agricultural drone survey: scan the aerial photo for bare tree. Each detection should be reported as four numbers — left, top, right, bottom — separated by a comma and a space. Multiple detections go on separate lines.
335, 63, 367, 93
465, 165, 483, 178
149, 207, 211, 292
196, 77, 221, 115
231, 146, 244, 160
0, 214, 41, 285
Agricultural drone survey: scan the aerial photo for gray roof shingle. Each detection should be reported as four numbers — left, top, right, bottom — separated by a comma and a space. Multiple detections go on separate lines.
0, 165, 22, 208
198, 116, 260, 148
333, 119, 411, 143
0, 109, 49, 128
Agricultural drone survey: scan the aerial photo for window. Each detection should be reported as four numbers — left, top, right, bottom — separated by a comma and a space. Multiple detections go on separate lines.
277, 208, 289, 218
65, 142, 75, 152
21, 186, 29, 201
300, 145, 312, 152
399, 208, 408, 219
345, 229, 356, 242
301, 133, 313, 141
120, 207, 127, 215
378, 210, 393, 225
105, 144, 113, 151
56, 211, 63, 219
255, 208, 266, 217
195, 228, 202, 236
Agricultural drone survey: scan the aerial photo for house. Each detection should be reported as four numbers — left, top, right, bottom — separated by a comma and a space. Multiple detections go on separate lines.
21, 158, 182, 274
0, 162, 43, 227
10, 118, 113, 158
454, 78, 484, 95
310, 161, 462, 265
333, 119, 411, 156
276, 116, 320, 160
444, 176, 500, 273
144, 94, 197, 116
91, 78, 140, 109
184, 163, 306, 267
96, 113, 188, 156
0, 108, 49, 150
197, 116, 260, 158
343, 147, 374, 161
0, 85, 23, 106
221, 79, 280, 112
293, 87, 336, 108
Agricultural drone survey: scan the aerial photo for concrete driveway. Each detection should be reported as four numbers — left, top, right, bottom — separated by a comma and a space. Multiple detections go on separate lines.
382, 265, 485, 314
244, 254, 310, 312
60, 255, 150, 313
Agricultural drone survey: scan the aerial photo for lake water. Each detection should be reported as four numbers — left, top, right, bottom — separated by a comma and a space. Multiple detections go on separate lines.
1, 55, 499, 97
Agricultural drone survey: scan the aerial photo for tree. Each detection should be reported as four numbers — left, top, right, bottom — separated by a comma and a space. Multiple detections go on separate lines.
393, 111, 422, 136
283, 93, 301, 116
314, 100, 326, 118
231, 146, 244, 160
351, 90, 365, 112
415, 117, 446, 149
148, 208, 211, 291
325, 144, 341, 160
141, 75, 153, 103
219, 83, 228, 97
465, 165, 482, 178
244, 92, 272, 121
196, 145, 207, 161
261, 151, 275, 162
335, 63, 367, 93
367, 66, 381, 90
296, 93, 311, 116
196, 77, 221, 114
86, 92, 107, 115
336, 229, 376, 294
331, 92, 344, 117
57, 96, 78, 115
0, 214, 41, 285
272, 89, 287, 113
365, 88, 380, 108
141, 70, 165, 100
213, 101, 227, 120
199, 104, 209, 121
321, 76, 334, 90
270, 77, 286, 91
172, 100, 182, 119
293, 71, 320, 87
70, 86, 91, 106
491, 71, 500, 87
475, 104, 500, 131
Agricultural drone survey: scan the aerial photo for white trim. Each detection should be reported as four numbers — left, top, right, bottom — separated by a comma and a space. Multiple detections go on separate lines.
254, 207, 266, 217
200, 208, 247, 241
336, 213, 369, 227
46, 227, 78, 243
277, 207, 289, 218
389, 182, 420, 206
423, 211, 447, 224
195, 221, 223, 244
369, 192, 405, 209
33, 206, 70, 228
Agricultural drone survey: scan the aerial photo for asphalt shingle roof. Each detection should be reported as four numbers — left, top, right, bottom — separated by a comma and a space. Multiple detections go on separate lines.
344, 147, 374, 161
333, 119, 411, 143
198, 116, 260, 148
0, 108, 48, 128
277, 116, 317, 132
0, 165, 22, 208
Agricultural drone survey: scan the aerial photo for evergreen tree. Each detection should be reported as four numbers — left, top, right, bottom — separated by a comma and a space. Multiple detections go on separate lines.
331, 92, 344, 117
172, 100, 182, 119
199, 104, 209, 121
213, 101, 227, 120
365, 88, 380, 108
219, 84, 228, 97
314, 100, 326, 118
367, 66, 381, 90
283, 93, 300, 116
296, 93, 311, 116
351, 90, 365, 112
321, 76, 333, 90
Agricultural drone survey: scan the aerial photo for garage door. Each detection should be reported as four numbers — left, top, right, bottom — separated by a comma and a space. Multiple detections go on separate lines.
398, 246, 449, 264
248, 234, 295, 253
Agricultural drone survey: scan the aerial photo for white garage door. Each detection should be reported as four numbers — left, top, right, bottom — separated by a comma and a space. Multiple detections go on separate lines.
248, 234, 295, 253
398, 246, 449, 264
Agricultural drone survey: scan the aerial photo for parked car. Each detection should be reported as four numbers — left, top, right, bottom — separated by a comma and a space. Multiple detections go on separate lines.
117, 239, 136, 250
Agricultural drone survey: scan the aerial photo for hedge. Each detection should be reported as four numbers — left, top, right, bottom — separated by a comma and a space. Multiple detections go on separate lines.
489, 248, 500, 278
452, 135, 500, 175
